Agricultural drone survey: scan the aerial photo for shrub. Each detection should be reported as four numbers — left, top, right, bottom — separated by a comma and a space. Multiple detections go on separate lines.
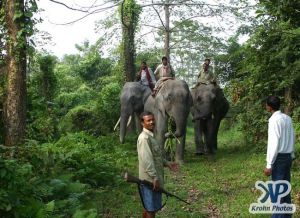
97, 82, 121, 134
58, 103, 99, 135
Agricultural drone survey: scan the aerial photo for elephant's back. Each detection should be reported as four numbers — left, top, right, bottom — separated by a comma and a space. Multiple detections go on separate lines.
164, 79, 189, 91
122, 82, 141, 91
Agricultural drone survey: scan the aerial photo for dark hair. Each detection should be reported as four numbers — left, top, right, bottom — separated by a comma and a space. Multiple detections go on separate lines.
141, 61, 147, 65
204, 58, 211, 62
162, 56, 168, 61
266, 96, 280, 111
140, 111, 154, 122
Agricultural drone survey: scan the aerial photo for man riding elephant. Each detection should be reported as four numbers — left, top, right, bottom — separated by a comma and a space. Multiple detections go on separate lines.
192, 59, 229, 156
136, 61, 156, 91
197, 58, 217, 86
152, 56, 175, 97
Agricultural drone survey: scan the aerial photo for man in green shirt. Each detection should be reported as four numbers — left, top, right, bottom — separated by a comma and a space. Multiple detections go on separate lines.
197, 58, 217, 85
137, 111, 179, 218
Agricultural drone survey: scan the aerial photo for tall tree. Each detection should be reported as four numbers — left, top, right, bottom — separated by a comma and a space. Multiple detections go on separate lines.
120, 0, 141, 81
137, 0, 253, 64
3, 0, 27, 147
163, 0, 170, 60
2, 0, 37, 148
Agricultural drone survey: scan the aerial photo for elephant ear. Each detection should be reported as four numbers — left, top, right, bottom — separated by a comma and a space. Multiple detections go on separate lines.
212, 87, 227, 118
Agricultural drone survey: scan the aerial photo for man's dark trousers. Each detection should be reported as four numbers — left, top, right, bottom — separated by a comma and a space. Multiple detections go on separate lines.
271, 153, 293, 218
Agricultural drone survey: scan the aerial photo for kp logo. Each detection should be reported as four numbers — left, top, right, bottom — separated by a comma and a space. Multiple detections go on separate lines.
249, 180, 296, 214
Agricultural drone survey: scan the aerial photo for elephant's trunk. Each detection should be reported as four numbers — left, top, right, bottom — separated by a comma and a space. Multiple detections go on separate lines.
172, 108, 188, 138
120, 108, 131, 144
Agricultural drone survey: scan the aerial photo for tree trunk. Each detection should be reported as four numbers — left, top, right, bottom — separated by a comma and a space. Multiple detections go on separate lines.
122, 24, 135, 82
4, 0, 27, 147
121, 0, 140, 82
164, 1, 170, 60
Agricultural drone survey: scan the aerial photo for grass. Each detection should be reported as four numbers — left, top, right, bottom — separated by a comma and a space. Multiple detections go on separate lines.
97, 122, 300, 218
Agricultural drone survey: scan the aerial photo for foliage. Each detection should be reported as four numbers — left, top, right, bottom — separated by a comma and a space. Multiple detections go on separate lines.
55, 84, 94, 117
217, 0, 300, 143
53, 43, 122, 136
135, 49, 161, 72
97, 80, 122, 134
36, 55, 57, 101
71, 125, 300, 217
214, 36, 245, 85
27, 54, 58, 143
23, 40, 123, 139
170, 19, 225, 84
48, 132, 119, 187
0, 132, 133, 217
74, 41, 113, 83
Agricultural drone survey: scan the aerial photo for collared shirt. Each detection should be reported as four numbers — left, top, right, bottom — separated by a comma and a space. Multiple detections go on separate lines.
266, 110, 295, 168
137, 128, 167, 187
140, 68, 156, 87
154, 64, 175, 79
197, 65, 216, 84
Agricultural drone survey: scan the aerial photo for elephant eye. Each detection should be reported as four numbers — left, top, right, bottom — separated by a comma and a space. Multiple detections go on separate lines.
197, 96, 202, 101
167, 94, 172, 101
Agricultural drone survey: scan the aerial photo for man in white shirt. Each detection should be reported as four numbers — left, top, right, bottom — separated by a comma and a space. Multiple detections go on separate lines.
152, 56, 175, 97
264, 96, 295, 217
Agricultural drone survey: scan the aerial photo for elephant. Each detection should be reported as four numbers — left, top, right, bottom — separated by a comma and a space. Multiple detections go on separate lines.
144, 79, 192, 162
119, 82, 151, 143
191, 83, 229, 155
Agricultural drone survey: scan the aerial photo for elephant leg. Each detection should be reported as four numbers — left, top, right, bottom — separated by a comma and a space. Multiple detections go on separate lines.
194, 120, 205, 155
134, 112, 142, 134
212, 118, 222, 151
206, 119, 215, 155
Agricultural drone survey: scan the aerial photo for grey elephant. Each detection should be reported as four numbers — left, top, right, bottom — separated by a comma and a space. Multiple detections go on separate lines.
191, 83, 229, 155
144, 79, 192, 162
119, 82, 151, 143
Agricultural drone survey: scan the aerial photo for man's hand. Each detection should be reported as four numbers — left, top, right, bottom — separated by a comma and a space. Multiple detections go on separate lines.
168, 162, 179, 172
264, 168, 272, 176
153, 179, 160, 191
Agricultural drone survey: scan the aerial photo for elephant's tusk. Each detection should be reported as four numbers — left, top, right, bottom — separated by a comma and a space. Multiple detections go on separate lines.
114, 117, 121, 131
127, 115, 132, 127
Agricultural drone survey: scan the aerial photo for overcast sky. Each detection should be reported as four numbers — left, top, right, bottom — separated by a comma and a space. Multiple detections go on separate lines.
36, 0, 109, 57
36, 0, 253, 58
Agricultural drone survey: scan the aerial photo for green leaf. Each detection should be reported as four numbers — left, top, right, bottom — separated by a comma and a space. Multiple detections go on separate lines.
25, 11, 33, 18
13, 12, 23, 20
46, 200, 55, 212
6, 204, 12, 211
